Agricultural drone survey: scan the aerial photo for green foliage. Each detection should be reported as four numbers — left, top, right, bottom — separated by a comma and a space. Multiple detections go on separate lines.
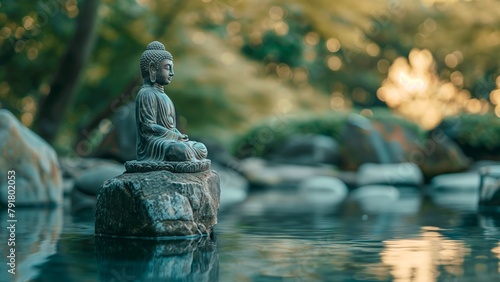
0, 0, 75, 116
233, 108, 422, 159
2, 0, 500, 157
446, 114, 500, 150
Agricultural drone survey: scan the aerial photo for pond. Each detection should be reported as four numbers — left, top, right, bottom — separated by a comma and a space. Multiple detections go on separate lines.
2, 187, 500, 282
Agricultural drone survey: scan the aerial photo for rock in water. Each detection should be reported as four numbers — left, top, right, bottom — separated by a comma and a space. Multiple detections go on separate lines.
71, 162, 126, 213
95, 170, 220, 238
0, 109, 62, 206
356, 163, 423, 187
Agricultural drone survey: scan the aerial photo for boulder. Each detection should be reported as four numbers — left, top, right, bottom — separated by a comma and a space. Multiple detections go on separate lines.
269, 134, 340, 166
0, 109, 62, 206
356, 163, 423, 187
418, 131, 470, 178
339, 114, 470, 178
339, 114, 406, 170
95, 170, 220, 237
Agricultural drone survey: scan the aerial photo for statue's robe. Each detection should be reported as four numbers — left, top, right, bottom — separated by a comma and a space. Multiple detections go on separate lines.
136, 85, 207, 162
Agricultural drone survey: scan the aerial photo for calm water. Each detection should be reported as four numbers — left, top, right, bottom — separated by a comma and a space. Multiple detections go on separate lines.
2, 188, 500, 282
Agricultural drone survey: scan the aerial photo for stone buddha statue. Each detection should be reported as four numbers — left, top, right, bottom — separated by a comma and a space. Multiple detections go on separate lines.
135, 41, 208, 163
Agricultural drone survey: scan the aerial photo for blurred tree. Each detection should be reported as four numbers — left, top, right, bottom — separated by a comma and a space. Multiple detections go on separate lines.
36, 0, 101, 142
1, 0, 500, 155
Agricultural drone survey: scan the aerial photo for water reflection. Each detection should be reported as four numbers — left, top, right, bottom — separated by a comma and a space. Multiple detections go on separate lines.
0, 208, 63, 282
493, 243, 500, 273
381, 226, 470, 282
5, 191, 500, 281
95, 236, 219, 282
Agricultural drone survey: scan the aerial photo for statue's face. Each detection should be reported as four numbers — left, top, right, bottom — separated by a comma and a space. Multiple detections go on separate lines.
156, 59, 174, 85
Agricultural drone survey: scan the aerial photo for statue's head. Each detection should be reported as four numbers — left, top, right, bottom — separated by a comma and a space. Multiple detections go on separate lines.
140, 41, 174, 85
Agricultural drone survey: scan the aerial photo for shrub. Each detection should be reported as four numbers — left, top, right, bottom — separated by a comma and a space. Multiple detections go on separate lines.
233, 108, 423, 159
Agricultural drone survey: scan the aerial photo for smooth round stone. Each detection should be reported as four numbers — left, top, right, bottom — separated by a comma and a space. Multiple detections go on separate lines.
74, 164, 125, 196
299, 176, 348, 206
0, 109, 63, 206
356, 162, 424, 187
430, 172, 480, 191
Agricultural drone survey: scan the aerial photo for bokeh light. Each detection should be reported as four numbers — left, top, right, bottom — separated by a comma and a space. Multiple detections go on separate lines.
377, 48, 483, 129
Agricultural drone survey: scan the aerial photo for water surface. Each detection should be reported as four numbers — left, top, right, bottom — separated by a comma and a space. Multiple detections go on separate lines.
2, 188, 500, 282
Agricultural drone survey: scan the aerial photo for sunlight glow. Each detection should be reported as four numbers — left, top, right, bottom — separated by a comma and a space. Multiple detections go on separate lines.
327, 56, 342, 71
330, 92, 345, 111
381, 228, 470, 282
488, 78, 500, 117
326, 38, 341, 53
377, 48, 479, 129
492, 243, 500, 273
269, 6, 285, 20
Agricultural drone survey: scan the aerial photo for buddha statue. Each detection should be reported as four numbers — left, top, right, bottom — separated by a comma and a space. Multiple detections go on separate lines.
135, 41, 208, 163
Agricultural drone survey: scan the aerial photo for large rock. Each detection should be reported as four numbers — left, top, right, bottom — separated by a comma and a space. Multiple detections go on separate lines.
339, 114, 405, 170
356, 163, 423, 187
95, 170, 220, 237
269, 134, 340, 166
418, 131, 470, 178
339, 114, 470, 178
0, 109, 62, 206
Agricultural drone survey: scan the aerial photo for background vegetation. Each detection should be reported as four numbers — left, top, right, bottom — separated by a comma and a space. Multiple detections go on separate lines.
1, 0, 499, 156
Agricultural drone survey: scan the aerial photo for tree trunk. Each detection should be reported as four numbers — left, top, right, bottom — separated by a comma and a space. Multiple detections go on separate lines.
36, 0, 101, 143
75, 0, 187, 147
